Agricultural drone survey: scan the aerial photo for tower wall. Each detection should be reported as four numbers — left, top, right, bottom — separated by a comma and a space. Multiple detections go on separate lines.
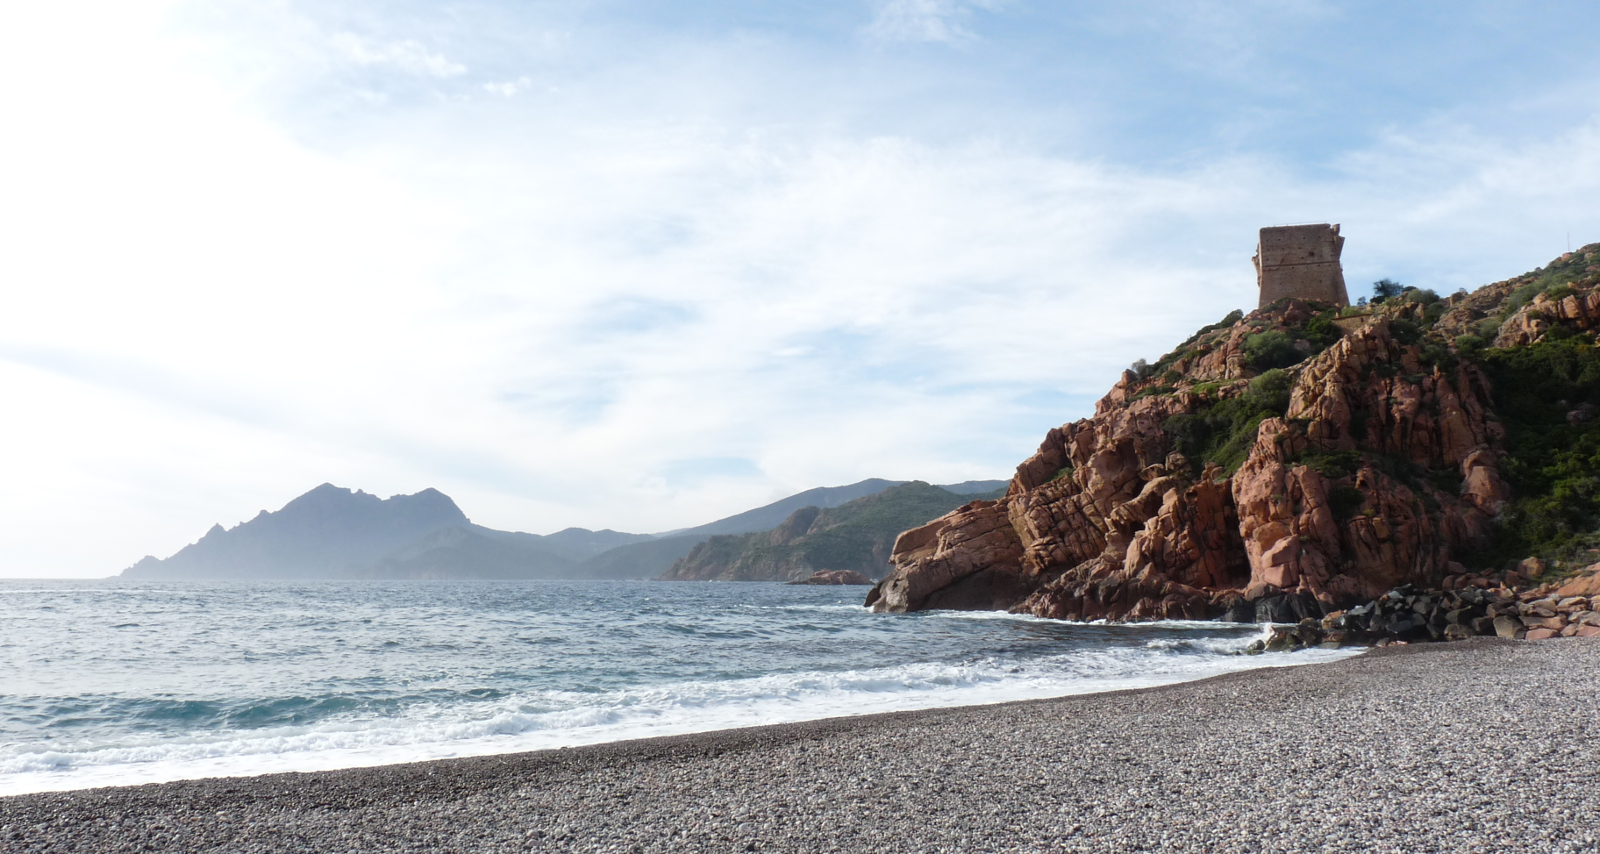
1254, 223, 1349, 308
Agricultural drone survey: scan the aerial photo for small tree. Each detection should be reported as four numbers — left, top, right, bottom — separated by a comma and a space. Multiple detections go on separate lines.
1370, 278, 1404, 303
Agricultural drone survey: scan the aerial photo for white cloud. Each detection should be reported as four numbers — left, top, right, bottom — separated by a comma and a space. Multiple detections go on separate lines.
330, 33, 466, 78
864, 0, 1001, 44
483, 76, 533, 97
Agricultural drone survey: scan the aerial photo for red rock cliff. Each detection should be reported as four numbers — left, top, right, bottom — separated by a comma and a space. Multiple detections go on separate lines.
867, 298, 1513, 620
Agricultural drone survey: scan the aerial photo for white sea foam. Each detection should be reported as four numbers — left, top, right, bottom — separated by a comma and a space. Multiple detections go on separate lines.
0, 637, 1361, 796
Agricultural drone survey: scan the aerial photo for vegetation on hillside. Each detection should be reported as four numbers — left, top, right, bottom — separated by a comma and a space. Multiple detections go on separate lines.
661, 482, 1002, 581
1475, 337, 1600, 566
1163, 369, 1290, 476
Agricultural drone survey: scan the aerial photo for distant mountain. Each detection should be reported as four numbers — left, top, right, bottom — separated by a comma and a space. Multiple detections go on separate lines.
583, 478, 1003, 580
936, 480, 1009, 495
574, 534, 705, 580
122, 484, 472, 580
658, 482, 1000, 582
361, 525, 576, 580
119, 477, 1007, 581
658, 479, 907, 539
361, 525, 658, 580
480, 527, 656, 562
120, 486, 649, 581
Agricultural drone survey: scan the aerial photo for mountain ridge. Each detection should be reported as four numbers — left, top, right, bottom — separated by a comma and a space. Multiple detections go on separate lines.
119, 478, 1005, 581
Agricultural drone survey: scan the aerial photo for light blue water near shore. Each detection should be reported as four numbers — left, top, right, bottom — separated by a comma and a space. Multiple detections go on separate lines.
0, 580, 1357, 794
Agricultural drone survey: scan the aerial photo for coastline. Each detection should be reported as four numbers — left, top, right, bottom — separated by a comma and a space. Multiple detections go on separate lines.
6, 638, 1598, 853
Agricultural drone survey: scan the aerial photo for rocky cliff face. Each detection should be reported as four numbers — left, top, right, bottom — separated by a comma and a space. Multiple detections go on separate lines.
869, 244, 1600, 620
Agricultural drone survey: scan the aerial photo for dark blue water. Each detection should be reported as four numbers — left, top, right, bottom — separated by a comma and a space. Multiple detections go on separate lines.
0, 579, 1351, 794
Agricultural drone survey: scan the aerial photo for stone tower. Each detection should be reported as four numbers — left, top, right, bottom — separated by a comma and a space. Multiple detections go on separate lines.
1253, 223, 1349, 308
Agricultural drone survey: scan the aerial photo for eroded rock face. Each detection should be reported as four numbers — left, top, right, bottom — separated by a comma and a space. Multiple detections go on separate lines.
869, 301, 1510, 620
866, 500, 1028, 612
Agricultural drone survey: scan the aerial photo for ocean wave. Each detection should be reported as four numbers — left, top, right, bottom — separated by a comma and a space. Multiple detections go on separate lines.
0, 641, 1360, 795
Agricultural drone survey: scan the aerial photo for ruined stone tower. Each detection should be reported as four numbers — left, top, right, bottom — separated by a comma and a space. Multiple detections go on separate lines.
1253, 223, 1349, 308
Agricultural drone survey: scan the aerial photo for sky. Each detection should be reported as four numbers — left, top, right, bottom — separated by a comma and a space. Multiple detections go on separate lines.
3, 0, 1600, 577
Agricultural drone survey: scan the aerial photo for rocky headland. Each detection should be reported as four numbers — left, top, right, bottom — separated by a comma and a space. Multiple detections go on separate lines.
660, 482, 1000, 583
869, 243, 1600, 642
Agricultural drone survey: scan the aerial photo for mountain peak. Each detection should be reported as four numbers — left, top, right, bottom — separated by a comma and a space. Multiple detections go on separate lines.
122, 485, 470, 580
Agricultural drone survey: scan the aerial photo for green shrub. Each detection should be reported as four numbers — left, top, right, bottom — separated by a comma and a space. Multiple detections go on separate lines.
1455, 334, 1486, 355
1472, 337, 1600, 563
1390, 319, 1421, 346
1294, 450, 1361, 480
1249, 369, 1292, 412
1163, 369, 1293, 475
1244, 331, 1303, 371
1302, 313, 1340, 349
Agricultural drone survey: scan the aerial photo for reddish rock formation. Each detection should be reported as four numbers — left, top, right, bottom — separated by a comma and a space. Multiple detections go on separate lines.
869, 298, 1510, 620
871, 242, 1600, 623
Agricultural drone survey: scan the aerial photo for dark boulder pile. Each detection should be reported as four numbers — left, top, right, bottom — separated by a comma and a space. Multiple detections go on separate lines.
1248, 580, 1600, 653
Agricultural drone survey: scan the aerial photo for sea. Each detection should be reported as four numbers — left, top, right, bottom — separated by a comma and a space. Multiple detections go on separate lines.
0, 579, 1360, 796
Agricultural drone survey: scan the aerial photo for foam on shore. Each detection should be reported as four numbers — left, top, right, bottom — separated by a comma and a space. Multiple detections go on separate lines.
0, 622, 1358, 796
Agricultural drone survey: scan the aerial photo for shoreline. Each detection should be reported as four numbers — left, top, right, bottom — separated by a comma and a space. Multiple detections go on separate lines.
0, 625, 1350, 798
6, 637, 1598, 853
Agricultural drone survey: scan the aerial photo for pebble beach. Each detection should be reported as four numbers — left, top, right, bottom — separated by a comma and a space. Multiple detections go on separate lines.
5, 637, 1597, 853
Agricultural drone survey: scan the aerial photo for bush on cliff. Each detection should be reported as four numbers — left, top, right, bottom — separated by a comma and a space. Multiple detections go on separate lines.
1474, 336, 1600, 563
1163, 369, 1291, 476
1243, 331, 1301, 371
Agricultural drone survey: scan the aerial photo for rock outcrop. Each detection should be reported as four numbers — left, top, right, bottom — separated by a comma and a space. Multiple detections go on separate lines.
788, 570, 875, 586
870, 243, 1600, 621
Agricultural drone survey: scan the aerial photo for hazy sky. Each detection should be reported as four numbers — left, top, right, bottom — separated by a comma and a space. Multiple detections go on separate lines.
4, 0, 1600, 577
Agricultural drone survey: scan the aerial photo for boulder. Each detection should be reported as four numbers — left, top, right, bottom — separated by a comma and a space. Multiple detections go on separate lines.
1521, 615, 1567, 632
1557, 567, 1600, 597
